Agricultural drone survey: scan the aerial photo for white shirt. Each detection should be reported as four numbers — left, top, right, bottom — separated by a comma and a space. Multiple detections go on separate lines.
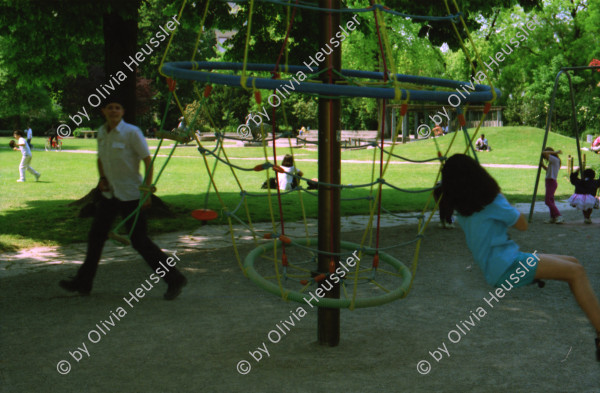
545, 154, 560, 180
97, 120, 151, 201
26, 128, 32, 139
278, 165, 297, 190
17, 137, 31, 157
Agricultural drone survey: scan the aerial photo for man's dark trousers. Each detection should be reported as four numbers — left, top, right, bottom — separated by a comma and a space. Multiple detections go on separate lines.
76, 195, 182, 289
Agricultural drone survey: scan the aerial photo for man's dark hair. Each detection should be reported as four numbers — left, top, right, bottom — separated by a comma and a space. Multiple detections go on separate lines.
101, 94, 126, 109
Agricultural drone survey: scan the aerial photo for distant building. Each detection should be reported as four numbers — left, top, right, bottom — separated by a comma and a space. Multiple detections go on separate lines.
387, 103, 505, 139
214, 29, 237, 53
214, 3, 240, 53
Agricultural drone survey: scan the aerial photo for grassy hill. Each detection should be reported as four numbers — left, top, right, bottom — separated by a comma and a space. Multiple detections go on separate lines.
0, 126, 593, 251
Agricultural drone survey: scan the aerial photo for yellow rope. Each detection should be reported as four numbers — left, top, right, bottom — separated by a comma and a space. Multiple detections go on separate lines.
240, 0, 256, 90
451, 0, 497, 102
443, 0, 498, 103
158, 0, 187, 77
191, 0, 211, 62
153, 0, 499, 308
373, 5, 404, 101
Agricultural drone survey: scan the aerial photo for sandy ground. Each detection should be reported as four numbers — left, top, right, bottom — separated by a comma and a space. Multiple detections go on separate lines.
1, 206, 600, 392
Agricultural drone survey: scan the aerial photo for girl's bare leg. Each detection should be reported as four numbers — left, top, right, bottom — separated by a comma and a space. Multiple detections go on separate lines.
535, 253, 600, 334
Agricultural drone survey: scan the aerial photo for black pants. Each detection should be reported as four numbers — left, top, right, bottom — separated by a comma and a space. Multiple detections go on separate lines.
76, 196, 181, 288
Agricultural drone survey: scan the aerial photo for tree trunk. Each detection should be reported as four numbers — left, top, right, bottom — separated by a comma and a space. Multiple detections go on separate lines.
102, 1, 140, 123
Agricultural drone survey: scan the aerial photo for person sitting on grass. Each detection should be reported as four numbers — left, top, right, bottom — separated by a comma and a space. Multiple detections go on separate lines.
591, 135, 600, 153
433, 124, 444, 137
442, 154, 600, 361
278, 154, 303, 191
475, 134, 490, 151
46, 124, 59, 148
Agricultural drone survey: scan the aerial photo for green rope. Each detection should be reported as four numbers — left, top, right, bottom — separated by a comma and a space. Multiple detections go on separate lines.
110, 90, 179, 242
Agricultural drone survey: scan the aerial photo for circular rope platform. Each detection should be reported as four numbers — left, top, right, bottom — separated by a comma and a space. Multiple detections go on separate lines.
244, 238, 412, 308
162, 61, 499, 103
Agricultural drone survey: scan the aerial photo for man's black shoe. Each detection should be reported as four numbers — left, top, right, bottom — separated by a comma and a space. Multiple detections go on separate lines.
164, 276, 187, 300
59, 278, 91, 296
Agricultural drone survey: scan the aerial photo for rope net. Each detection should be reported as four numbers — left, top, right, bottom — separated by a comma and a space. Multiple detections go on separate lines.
112, 0, 497, 309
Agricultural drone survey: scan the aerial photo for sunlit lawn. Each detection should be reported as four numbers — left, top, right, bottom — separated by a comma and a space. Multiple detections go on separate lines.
0, 126, 591, 251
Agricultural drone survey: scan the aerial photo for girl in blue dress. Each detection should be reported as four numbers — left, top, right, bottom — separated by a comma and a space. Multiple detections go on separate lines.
442, 154, 600, 360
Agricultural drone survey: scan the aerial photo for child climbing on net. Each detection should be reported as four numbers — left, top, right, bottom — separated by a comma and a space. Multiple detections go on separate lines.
568, 168, 600, 224
442, 154, 600, 361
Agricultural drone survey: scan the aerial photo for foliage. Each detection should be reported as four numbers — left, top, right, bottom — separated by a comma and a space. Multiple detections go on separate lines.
183, 84, 252, 133
0, 125, 583, 251
0, 0, 597, 136
443, 1, 600, 136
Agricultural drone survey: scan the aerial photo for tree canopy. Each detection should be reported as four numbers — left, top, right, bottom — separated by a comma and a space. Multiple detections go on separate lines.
0, 0, 597, 136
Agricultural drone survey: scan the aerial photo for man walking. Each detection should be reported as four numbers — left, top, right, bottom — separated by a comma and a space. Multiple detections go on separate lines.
13, 130, 40, 182
59, 97, 187, 300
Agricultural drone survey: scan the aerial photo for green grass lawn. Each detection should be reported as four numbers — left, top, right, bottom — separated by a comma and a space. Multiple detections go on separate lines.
0, 126, 593, 252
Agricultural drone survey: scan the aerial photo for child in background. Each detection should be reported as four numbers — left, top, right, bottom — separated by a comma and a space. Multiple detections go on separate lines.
278, 154, 303, 191
26, 126, 33, 148
541, 147, 563, 224
442, 154, 600, 361
475, 134, 490, 151
591, 135, 600, 153
12, 130, 41, 182
568, 168, 600, 224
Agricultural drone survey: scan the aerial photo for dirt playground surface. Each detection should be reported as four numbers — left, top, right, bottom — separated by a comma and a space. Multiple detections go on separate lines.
1, 209, 599, 392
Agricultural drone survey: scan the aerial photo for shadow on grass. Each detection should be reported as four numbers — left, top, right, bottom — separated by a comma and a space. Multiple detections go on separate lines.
0, 188, 555, 252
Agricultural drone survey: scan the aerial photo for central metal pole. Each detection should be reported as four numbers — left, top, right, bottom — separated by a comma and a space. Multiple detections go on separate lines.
317, 0, 341, 346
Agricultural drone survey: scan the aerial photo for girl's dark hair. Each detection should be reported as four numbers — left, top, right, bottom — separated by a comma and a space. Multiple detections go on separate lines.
441, 154, 501, 216
13, 130, 24, 137
281, 154, 294, 167
583, 168, 596, 180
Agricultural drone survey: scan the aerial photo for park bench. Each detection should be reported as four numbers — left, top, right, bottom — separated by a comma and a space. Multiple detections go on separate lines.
340, 130, 379, 147
196, 132, 217, 141
79, 130, 97, 139
299, 130, 380, 147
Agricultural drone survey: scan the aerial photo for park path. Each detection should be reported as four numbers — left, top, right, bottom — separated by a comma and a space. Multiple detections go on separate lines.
3, 147, 569, 277
0, 201, 575, 278
47, 147, 547, 169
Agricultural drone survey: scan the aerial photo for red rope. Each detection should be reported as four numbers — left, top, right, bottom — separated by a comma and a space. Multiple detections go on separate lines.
272, 0, 300, 76
269, 0, 299, 262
